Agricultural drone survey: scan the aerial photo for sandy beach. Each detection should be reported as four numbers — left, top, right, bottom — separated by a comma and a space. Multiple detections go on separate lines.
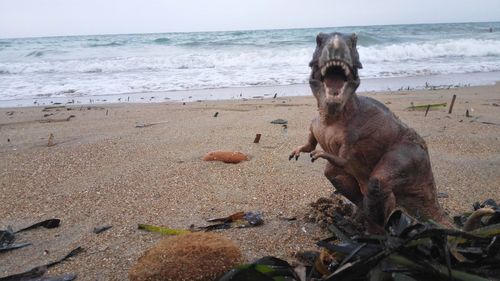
1, 83, 499, 280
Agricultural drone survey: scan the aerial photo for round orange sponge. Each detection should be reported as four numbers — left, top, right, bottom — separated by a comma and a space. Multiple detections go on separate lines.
202, 151, 249, 164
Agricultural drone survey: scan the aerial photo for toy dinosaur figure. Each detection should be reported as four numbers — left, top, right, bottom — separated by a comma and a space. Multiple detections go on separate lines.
290, 32, 450, 231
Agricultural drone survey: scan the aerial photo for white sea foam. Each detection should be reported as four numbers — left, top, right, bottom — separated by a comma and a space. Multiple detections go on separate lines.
1, 22, 499, 101
360, 39, 500, 62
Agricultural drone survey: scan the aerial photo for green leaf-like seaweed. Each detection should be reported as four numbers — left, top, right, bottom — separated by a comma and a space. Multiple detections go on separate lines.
137, 224, 191, 235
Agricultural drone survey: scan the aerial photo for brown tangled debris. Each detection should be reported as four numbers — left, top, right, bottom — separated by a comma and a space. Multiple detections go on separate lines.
305, 195, 363, 232
129, 232, 243, 281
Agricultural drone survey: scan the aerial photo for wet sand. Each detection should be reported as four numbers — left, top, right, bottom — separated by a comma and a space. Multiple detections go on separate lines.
1, 83, 499, 280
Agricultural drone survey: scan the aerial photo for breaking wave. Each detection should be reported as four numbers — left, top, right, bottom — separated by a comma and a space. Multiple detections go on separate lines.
1, 22, 500, 101
361, 39, 500, 63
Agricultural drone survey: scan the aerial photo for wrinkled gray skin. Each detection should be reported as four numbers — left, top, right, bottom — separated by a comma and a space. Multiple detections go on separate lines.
290, 32, 451, 232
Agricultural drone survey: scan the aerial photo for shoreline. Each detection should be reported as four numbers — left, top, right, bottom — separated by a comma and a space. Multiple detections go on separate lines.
1, 83, 499, 280
1, 71, 499, 108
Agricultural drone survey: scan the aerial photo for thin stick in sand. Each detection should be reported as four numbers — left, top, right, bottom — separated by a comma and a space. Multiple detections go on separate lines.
253, 134, 262, 143
448, 94, 457, 114
39, 115, 75, 123
135, 121, 169, 128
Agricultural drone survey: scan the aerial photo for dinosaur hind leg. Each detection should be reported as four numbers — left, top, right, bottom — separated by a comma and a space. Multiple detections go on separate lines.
324, 163, 363, 206
364, 143, 430, 229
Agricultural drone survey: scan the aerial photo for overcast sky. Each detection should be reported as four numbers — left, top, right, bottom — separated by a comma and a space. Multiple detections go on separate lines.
1, 0, 499, 38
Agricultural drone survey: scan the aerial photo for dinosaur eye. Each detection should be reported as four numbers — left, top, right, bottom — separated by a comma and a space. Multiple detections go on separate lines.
316, 33, 326, 45
350, 33, 358, 47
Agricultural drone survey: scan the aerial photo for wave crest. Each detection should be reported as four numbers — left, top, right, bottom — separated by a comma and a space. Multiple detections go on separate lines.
153, 38, 171, 44
87, 42, 124, 47
361, 39, 500, 62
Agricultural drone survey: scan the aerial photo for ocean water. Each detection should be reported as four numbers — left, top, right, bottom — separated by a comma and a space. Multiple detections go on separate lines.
1, 22, 500, 104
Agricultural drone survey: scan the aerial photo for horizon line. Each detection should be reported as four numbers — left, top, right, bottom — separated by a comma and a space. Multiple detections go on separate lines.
1, 20, 499, 40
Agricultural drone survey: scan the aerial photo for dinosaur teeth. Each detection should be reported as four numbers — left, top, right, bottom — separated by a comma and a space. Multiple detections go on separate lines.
320, 60, 351, 78
321, 66, 327, 76
341, 64, 350, 76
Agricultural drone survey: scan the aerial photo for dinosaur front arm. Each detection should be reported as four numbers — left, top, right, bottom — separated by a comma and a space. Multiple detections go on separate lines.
310, 150, 347, 167
289, 128, 318, 161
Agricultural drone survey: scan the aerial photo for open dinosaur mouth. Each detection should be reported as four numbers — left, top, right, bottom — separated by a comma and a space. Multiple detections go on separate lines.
320, 60, 352, 97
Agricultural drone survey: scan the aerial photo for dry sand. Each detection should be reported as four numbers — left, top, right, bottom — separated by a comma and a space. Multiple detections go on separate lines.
1, 83, 499, 280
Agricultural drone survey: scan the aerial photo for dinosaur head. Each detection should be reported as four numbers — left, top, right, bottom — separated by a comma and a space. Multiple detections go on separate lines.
309, 32, 362, 118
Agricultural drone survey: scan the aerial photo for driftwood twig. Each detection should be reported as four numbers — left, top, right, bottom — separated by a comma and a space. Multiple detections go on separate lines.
448, 94, 457, 114
135, 121, 169, 128
39, 115, 75, 123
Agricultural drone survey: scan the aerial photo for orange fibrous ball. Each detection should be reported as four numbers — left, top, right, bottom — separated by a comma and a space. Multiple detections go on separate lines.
129, 232, 243, 281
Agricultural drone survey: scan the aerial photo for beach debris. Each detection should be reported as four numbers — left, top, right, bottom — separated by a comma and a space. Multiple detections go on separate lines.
202, 151, 249, 164
293, 197, 499, 281
42, 105, 66, 112
47, 133, 55, 147
492, 103, 499, 107
213, 112, 219, 117
15, 218, 60, 233
129, 232, 243, 281
218, 256, 302, 281
453, 199, 500, 230
0, 272, 77, 281
0, 247, 82, 281
424, 104, 430, 116
270, 118, 288, 124
193, 211, 264, 231
6, 111, 14, 116
39, 115, 75, 123
282, 124, 288, 133
448, 94, 457, 114
253, 133, 261, 143
437, 192, 449, 198
93, 225, 113, 234
0, 239, 31, 253
139, 211, 263, 236
273, 93, 278, 99
207, 211, 261, 224
475, 120, 500, 127
407, 102, 447, 111
279, 216, 297, 222
311, 208, 500, 281
1, 219, 60, 253
79, 106, 104, 111
305, 196, 359, 230
294, 250, 332, 278
210, 197, 497, 281
135, 121, 169, 128
138, 224, 191, 235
